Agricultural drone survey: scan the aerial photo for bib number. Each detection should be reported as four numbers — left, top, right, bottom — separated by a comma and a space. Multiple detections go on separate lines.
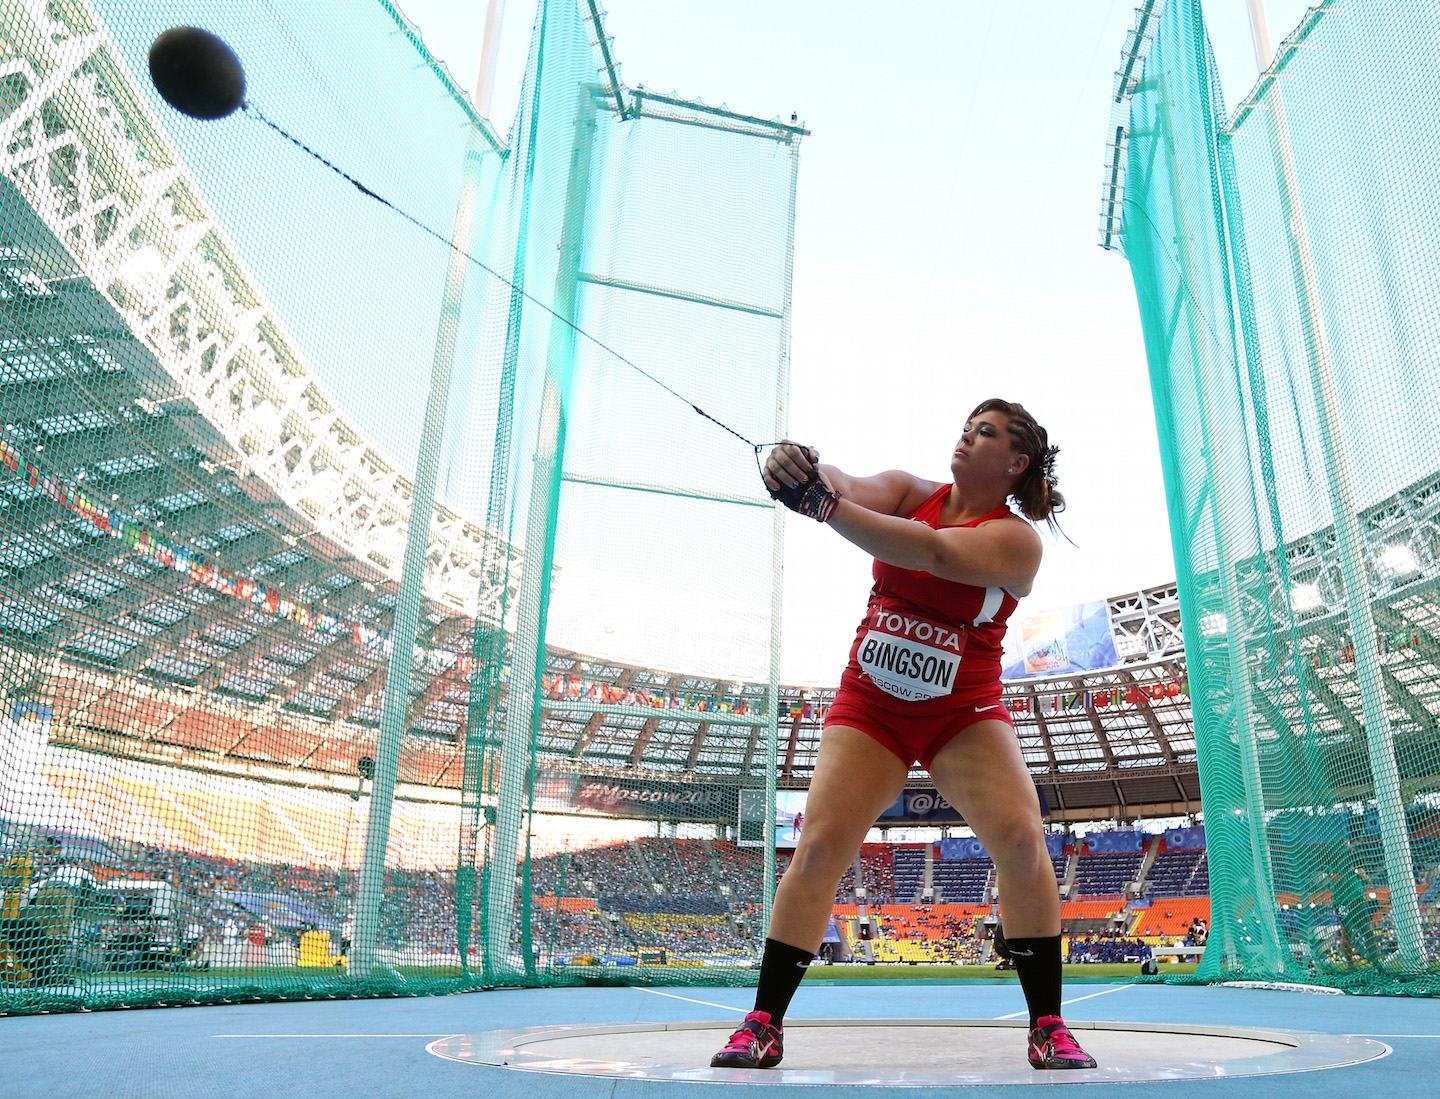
857, 612, 965, 702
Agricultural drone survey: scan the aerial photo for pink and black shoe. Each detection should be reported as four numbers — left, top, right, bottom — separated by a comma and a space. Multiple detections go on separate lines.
710, 1010, 784, 1069
1027, 1015, 1097, 1069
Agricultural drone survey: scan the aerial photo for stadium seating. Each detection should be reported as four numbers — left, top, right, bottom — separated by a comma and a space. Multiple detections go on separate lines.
834, 861, 858, 903
892, 847, 925, 903
1071, 850, 1145, 897
1065, 932, 1153, 963
623, 912, 751, 956
25, 756, 1230, 964
932, 854, 992, 904
1130, 897, 1211, 939
573, 842, 654, 897
521, 900, 629, 959
672, 839, 730, 897
1145, 846, 1207, 897
860, 843, 895, 902
710, 841, 762, 900
41, 762, 458, 871
871, 905, 987, 963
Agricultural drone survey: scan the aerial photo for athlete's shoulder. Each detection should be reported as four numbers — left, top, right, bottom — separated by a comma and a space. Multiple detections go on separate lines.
897, 478, 949, 518
977, 507, 1041, 539
837, 469, 933, 516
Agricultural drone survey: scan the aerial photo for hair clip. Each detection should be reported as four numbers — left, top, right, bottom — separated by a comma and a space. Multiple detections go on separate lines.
1042, 445, 1060, 489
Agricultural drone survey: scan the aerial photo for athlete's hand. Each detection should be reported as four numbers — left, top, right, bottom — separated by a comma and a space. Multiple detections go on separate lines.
763, 442, 841, 523
761, 441, 818, 496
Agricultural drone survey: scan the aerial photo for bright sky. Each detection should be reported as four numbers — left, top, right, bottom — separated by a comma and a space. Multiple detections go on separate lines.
391, 0, 1314, 683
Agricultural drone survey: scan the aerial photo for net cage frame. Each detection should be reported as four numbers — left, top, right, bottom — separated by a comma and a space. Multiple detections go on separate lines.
0, 0, 803, 1010
1104, 0, 1440, 991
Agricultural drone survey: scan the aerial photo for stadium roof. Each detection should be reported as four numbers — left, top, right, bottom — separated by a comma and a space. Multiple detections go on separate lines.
6, 0, 1440, 827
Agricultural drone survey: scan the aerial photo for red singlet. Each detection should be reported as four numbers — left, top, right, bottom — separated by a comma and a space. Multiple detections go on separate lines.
824, 486, 1022, 767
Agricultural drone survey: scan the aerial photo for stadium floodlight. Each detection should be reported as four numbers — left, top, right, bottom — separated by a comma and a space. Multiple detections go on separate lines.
1115, 635, 1147, 658
1377, 543, 1420, 581
118, 243, 166, 290
1199, 613, 1227, 637
1289, 583, 1324, 614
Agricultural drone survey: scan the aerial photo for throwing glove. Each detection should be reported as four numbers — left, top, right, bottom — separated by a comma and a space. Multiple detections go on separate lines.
766, 446, 841, 523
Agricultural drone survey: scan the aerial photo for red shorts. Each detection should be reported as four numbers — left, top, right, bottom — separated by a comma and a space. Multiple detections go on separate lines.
823, 685, 1014, 769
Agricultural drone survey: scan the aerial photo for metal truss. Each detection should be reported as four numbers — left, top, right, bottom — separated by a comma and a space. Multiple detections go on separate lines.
0, 0, 517, 622
1108, 581, 1185, 661
11, 0, 1439, 829
1098, 0, 1162, 252
1191, 469, 1440, 808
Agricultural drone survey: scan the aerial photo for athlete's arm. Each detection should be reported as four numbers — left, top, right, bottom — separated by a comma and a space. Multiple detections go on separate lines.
762, 442, 933, 516
819, 465, 934, 515
825, 501, 1042, 590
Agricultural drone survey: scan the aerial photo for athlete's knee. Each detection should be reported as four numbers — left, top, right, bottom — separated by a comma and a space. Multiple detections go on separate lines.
788, 828, 860, 879
986, 817, 1048, 872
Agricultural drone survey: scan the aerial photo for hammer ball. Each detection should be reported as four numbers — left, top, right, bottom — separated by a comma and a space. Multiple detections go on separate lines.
149, 26, 246, 120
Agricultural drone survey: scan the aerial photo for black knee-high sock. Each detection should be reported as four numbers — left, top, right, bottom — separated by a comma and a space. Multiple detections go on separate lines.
1004, 935, 1062, 1027
753, 938, 814, 1025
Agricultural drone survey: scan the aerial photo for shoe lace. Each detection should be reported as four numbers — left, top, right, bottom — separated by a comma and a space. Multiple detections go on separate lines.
1045, 1024, 1087, 1058
722, 1022, 759, 1051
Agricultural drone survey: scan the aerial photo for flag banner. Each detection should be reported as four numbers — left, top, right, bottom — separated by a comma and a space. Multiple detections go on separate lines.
1083, 830, 1145, 854
1001, 600, 1121, 678
1162, 827, 1206, 851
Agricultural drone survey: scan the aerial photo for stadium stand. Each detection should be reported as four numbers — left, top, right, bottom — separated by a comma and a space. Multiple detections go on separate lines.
8, 696, 1232, 971
574, 843, 654, 903
674, 839, 733, 900
1131, 898, 1212, 940
1145, 847, 1208, 898
1066, 933, 1153, 964
892, 847, 925, 904
1060, 899, 1129, 926
623, 913, 750, 958
859, 843, 895, 902
841, 905, 990, 964
10, 583, 1202, 830
519, 899, 630, 960
1071, 850, 1146, 898
932, 853, 993, 904
711, 841, 762, 901
5, 803, 1238, 968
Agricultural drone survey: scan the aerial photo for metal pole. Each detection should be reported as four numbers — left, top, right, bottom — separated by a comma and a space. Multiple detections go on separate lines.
484, 87, 597, 975
452, 0, 510, 982
349, 68, 498, 986
761, 134, 802, 949
1244, 0, 1426, 971
474, 0, 507, 118
1148, 59, 1284, 972
1244, 0, 1273, 73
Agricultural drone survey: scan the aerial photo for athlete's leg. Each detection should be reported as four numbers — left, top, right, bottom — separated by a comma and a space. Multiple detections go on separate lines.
767, 724, 910, 951
928, 721, 1093, 1068
927, 720, 1056, 938
714, 725, 908, 1069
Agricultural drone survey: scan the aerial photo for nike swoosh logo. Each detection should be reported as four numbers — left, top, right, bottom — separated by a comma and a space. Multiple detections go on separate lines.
757, 1039, 778, 1058
1009, 948, 1034, 956
975, 704, 1001, 713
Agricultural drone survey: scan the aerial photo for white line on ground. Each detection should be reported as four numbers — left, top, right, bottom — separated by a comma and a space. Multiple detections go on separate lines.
638, 987, 749, 1013
213, 1033, 460, 1038
1358, 1034, 1440, 1038
993, 984, 1132, 1021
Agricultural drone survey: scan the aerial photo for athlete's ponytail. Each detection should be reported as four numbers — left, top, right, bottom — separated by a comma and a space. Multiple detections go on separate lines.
967, 399, 1066, 532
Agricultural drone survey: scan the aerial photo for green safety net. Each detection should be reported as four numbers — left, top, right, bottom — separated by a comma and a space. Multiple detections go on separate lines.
0, 0, 798, 1013
1111, 0, 1440, 992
